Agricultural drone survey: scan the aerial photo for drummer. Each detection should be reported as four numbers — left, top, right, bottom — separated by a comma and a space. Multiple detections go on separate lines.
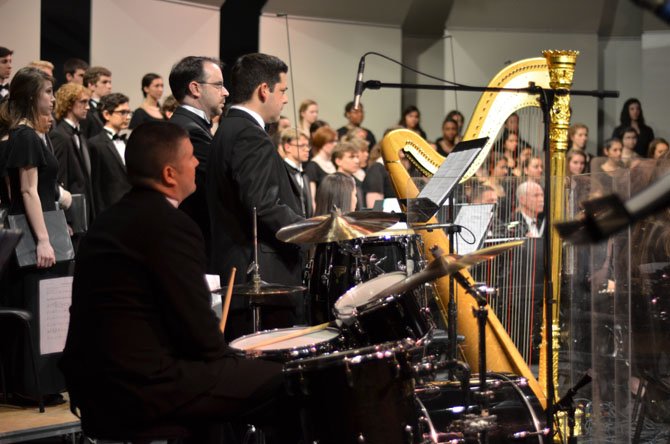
60, 122, 299, 443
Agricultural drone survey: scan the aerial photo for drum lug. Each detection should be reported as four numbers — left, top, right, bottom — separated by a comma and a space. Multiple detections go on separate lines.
357, 433, 366, 443
392, 355, 401, 378
404, 425, 414, 443
299, 372, 309, 396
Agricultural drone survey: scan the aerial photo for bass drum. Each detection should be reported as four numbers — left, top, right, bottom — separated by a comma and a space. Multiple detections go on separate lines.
307, 233, 423, 324
417, 373, 547, 444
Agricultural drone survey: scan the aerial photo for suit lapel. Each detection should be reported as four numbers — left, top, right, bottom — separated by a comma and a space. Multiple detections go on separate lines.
104, 136, 126, 170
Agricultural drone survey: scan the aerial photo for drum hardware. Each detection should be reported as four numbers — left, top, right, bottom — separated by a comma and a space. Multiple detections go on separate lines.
276, 208, 402, 244
229, 326, 342, 362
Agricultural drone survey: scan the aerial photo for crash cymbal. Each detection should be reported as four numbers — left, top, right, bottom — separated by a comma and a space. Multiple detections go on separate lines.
277, 210, 402, 244
213, 281, 306, 296
375, 240, 524, 298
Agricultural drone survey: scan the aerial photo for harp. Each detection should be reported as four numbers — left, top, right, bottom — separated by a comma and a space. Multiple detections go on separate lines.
382, 51, 579, 408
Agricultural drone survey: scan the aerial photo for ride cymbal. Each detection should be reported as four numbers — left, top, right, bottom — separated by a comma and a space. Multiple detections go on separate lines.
277, 210, 402, 244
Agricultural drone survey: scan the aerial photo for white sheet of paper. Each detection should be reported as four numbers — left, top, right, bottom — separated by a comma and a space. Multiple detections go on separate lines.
39, 276, 73, 355
206, 274, 222, 317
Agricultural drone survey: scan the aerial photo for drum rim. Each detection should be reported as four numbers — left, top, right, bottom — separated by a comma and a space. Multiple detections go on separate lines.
284, 338, 416, 371
334, 271, 407, 317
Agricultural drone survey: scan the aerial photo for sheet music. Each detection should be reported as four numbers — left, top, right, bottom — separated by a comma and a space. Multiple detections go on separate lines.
454, 203, 495, 255
39, 276, 73, 355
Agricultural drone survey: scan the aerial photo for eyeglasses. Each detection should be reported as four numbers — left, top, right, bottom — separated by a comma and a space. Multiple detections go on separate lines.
75, 99, 89, 105
198, 82, 225, 90
112, 110, 133, 116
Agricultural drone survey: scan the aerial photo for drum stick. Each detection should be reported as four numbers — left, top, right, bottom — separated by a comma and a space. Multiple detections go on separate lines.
246, 322, 331, 350
219, 267, 237, 334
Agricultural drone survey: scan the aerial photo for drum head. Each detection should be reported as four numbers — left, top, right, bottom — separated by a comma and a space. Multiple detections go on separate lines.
334, 271, 406, 319
230, 327, 340, 352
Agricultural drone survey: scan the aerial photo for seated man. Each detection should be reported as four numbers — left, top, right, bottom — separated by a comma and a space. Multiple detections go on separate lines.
60, 121, 292, 441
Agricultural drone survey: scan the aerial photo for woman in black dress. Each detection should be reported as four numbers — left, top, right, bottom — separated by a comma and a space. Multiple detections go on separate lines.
612, 98, 655, 157
0, 67, 71, 404
128, 72, 165, 129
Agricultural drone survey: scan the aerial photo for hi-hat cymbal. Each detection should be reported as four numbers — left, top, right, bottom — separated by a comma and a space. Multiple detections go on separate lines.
277, 210, 402, 244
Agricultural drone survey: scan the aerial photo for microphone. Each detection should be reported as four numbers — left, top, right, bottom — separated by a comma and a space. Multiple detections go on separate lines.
353, 55, 366, 110
556, 369, 592, 410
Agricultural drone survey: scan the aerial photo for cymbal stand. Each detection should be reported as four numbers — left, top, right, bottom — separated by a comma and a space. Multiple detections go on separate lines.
249, 207, 262, 332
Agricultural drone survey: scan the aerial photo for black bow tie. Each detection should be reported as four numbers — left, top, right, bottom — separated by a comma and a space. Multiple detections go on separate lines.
107, 131, 126, 142
0, 84, 8, 91
71, 126, 80, 135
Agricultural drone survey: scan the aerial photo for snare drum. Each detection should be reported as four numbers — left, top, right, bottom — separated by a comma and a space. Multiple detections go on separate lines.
229, 327, 343, 362
335, 271, 433, 346
307, 233, 423, 324
285, 339, 421, 444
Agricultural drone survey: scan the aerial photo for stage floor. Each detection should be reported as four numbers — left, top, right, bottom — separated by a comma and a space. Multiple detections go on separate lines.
0, 394, 80, 443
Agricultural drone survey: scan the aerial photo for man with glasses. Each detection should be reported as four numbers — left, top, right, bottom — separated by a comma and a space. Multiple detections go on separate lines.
169, 56, 229, 268
280, 128, 312, 218
88, 93, 132, 215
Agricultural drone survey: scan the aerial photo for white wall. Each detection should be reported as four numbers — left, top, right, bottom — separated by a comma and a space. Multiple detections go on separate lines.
600, 37, 643, 142
641, 31, 670, 142
259, 15, 402, 142
0, 0, 41, 78
440, 30, 600, 153
91, 0, 219, 110
402, 36, 446, 142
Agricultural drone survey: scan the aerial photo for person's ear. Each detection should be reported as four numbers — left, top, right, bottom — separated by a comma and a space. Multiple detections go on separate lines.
162, 164, 177, 187
187, 81, 201, 98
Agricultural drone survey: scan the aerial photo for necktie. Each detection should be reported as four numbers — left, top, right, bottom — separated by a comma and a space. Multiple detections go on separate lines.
0, 84, 8, 92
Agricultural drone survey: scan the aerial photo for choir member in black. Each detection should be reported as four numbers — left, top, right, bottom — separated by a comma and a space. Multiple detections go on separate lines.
129, 73, 165, 129
0, 46, 12, 101
51, 82, 96, 221
63, 58, 88, 85
304, 125, 337, 201
0, 67, 72, 404
81, 66, 112, 140
87, 93, 132, 215
612, 98, 655, 157
336, 101, 376, 147
279, 128, 312, 218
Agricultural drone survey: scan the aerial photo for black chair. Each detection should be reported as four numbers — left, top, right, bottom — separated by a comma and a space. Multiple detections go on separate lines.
0, 308, 45, 412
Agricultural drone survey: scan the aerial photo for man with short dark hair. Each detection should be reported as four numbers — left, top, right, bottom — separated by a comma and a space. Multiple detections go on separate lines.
63, 58, 89, 85
0, 46, 13, 100
81, 66, 112, 139
169, 56, 228, 265
61, 121, 292, 442
208, 53, 304, 339
87, 92, 132, 214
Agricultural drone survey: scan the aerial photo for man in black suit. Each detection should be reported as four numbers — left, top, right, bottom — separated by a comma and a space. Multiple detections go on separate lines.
87, 93, 131, 215
0, 46, 12, 101
63, 58, 88, 85
208, 53, 305, 338
169, 56, 228, 267
279, 128, 313, 218
60, 122, 293, 441
51, 82, 96, 222
81, 66, 112, 140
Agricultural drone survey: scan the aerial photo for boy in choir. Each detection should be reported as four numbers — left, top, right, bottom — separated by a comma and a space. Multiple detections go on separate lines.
81, 66, 112, 139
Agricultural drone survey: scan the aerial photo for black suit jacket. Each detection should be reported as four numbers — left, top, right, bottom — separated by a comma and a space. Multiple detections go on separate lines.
60, 187, 236, 429
50, 120, 96, 218
81, 100, 105, 141
283, 160, 313, 218
207, 108, 304, 286
88, 131, 131, 215
169, 106, 213, 262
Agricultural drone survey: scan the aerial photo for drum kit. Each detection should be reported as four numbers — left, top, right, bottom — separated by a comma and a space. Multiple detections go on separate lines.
224, 209, 549, 444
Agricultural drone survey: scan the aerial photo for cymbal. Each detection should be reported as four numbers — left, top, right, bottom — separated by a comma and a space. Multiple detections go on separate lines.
213, 281, 306, 296
277, 210, 402, 244
375, 240, 524, 299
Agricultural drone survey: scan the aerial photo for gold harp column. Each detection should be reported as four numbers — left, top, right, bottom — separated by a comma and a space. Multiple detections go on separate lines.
538, 50, 579, 395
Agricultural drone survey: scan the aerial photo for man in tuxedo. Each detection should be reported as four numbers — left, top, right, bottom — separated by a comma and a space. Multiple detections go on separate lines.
208, 53, 305, 338
63, 58, 88, 85
51, 83, 96, 224
87, 92, 131, 215
279, 128, 312, 218
515, 180, 545, 238
81, 66, 112, 140
60, 121, 294, 442
168, 56, 228, 267
0, 47, 12, 101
